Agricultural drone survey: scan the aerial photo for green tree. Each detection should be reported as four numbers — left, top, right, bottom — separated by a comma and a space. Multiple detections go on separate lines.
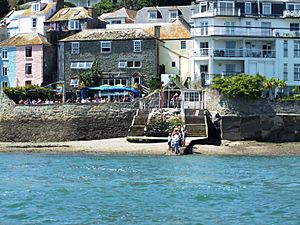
78, 60, 102, 87
0, 0, 9, 19
64, 1, 76, 7
211, 73, 265, 99
94, 0, 116, 16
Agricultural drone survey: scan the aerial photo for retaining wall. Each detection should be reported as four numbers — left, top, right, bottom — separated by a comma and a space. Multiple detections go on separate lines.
0, 92, 138, 142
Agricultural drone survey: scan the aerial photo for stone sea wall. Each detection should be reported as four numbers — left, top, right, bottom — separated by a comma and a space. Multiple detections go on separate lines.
205, 89, 300, 142
0, 92, 138, 142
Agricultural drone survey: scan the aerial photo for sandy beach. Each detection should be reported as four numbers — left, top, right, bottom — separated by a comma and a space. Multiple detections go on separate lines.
0, 138, 300, 156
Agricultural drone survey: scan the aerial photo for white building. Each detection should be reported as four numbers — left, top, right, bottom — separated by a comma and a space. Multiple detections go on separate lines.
191, 0, 300, 94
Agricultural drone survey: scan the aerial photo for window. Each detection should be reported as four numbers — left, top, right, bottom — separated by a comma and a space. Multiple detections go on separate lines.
200, 21, 208, 35
284, 40, 288, 57
70, 61, 93, 69
184, 92, 199, 102
218, 1, 235, 16
287, 3, 300, 11
294, 64, 300, 81
32, 3, 40, 11
25, 81, 32, 86
68, 20, 80, 30
133, 40, 141, 52
172, 61, 176, 67
283, 63, 288, 81
25, 47, 32, 57
262, 3, 271, 15
2, 81, 8, 88
169, 11, 178, 19
261, 22, 271, 36
226, 64, 236, 74
127, 61, 141, 68
1, 48, 7, 59
199, 2, 207, 13
101, 41, 111, 53
118, 60, 127, 68
180, 40, 187, 50
71, 42, 80, 54
111, 20, 122, 24
294, 41, 300, 57
225, 21, 235, 34
2, 65, 7, 76
70, 79, 79, 86
32, 18, 37, 28
245, 21, 251, 34
25, 63, 32, 75
245, 2, 251, 14
290, 23, 299, 31
148, 11, 157, 19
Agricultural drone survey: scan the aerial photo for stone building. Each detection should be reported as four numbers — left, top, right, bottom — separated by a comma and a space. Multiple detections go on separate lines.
58, 28, 158, 93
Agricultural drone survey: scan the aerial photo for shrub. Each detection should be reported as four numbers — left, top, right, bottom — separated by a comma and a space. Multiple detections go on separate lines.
3, 85, 54, 103
211, 74, 265, 99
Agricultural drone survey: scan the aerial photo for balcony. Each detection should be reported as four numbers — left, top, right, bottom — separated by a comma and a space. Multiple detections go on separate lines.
192, 7, 241, 18
192, 26, 275, 37
194, 48, 276, 58
283, 10, 300, 18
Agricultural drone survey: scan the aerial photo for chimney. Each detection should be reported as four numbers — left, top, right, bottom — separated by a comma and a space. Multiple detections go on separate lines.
55, 0, 64, 11
154, 25, 161, 39
86, 7, 96, 18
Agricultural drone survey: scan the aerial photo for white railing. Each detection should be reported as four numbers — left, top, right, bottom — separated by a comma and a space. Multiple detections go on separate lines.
194, 48, 276, 58
193, 7, 241, 17
283, 10, 300, 17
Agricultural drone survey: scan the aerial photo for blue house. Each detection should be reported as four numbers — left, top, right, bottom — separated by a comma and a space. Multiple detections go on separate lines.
0, 46, 16, 90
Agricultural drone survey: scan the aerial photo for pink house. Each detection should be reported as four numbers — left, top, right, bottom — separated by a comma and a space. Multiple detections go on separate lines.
0, 33, 51, 87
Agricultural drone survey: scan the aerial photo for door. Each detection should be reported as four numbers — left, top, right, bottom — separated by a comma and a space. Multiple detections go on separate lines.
226, 41, 236, 57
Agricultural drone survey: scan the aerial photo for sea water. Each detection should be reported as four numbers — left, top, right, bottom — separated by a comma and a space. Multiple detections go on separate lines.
0, 153, 299, 225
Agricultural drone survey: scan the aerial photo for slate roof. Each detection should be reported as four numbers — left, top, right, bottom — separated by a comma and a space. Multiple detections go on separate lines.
99, 7, 137, 23
0, 33, 50, 46
21, 2, 56, 17
135, 5, 195, 24
47, 7, 92, 22
60, 28, 155, 42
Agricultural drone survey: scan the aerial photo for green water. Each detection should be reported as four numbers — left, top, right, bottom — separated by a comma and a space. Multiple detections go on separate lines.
0, 154, 299, 224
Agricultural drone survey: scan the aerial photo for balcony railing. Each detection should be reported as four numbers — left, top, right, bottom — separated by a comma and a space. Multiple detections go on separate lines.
193, 7, 241, 17
192, 26, 300, 38
194, 48, 276, 58
283, 10, 300, 17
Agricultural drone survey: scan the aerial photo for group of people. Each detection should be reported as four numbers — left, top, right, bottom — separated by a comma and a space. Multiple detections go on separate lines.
168, 126, 187, 155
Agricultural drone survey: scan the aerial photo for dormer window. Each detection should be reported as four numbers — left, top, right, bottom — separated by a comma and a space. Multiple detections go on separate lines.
169, 10, 178, 19
199, 2, 207, 13
287, 3, 300, 11
32, 18, 37, 28
262, 3, 271, 15
32, 3, 40, 12
148, 11, 157, 19
68, 20, 80, 30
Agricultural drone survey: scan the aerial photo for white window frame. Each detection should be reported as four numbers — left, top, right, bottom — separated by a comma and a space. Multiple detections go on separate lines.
118, 60, 127, 68
290, 23, 299, 31
32, 3, 40, 12
218, 1, 235, 16
294, 64, 300, 81
287, 3, 300, 11
283, 63, 288, 81
133, 40, 141, 52
262, 3, 271, 15
127, 61, 141, 68
245, 2, 252, 14
294, 41, 300, 57
2, 65, 8, 76
101, 41, 111, 53
70, 61, 93, 69
25, 63, 32, 75
200, 21, 208, 35
71, 42, 80, 54
32, 18, 37, 28
261, 22, 271, 36
68, 20, 80, 30
1, 48, 8, 59
148, 11, 157, 19
169, 10, 178, 19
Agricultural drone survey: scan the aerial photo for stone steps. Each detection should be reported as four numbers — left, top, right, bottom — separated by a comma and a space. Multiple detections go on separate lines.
129, 125, 145, 136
